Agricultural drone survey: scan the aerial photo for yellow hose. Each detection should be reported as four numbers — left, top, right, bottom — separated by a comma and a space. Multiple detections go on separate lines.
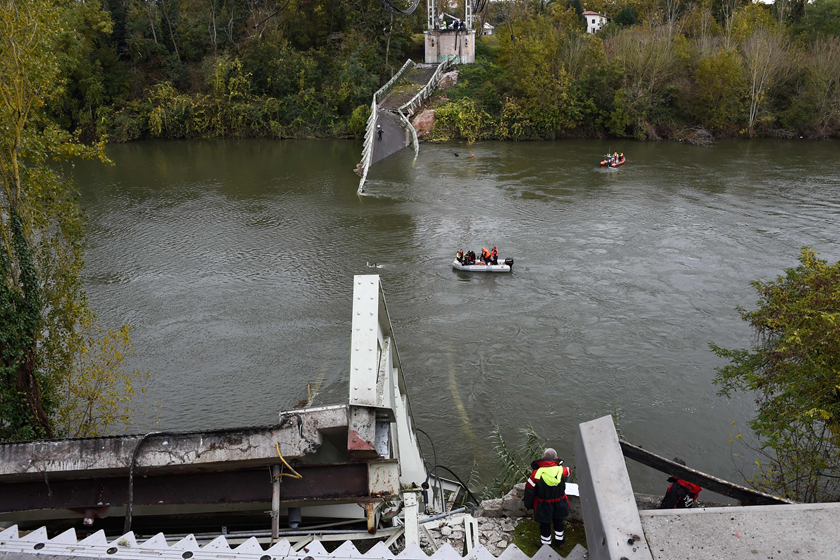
273, 442, 303, 480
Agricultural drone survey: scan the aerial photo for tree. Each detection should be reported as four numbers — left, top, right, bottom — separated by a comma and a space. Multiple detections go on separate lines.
604, 24, 678, 138
682, 0, 722, 56
692, 49, 746, 133
1, 0, 146, 441
740, 25, 788, 136
712, 248, 840, 502
802, 0, 840, 40
1, 0, 68, 440
613, 6, 639, 27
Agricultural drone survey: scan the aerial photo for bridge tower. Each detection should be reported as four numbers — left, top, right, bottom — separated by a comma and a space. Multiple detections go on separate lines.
424, 0, 476, 64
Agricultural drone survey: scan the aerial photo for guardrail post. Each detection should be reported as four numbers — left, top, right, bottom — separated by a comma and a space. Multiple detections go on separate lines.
404, 492, 420, 545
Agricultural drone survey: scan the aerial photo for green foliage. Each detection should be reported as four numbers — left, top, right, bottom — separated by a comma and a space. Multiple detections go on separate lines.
45, 0, 409, 141
431, 98, 494, 143
1, 0, 147, 442
349, 104, 370, 138
430, 0, 840, 140
607, 88, 636, 137
445, 43, 504, 115
801, 0, 840, 39
614, 6, 639, 27
10, 0, 840, 147
712, 248, 840, 502
486, 424, 546, 498
55, 323, 150, 437
691, 49, 747, 133
778, 37, 840, 137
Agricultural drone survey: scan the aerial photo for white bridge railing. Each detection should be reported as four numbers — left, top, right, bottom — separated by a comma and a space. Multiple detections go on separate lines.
397, 56, 454, 117
396, 56, 455, 158
357, 57, 456, 194
358, 59, 416, 195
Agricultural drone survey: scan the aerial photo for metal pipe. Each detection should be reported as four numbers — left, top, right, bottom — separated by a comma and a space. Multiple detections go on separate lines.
419, 507, 466, 525
271, 465, 280, 539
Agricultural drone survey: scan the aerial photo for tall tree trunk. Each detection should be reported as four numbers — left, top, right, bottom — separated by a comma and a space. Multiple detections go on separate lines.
144, 0, 158, 43
161, 0, 181, 62
384, 13, 394, 73
209, 1, 217, 54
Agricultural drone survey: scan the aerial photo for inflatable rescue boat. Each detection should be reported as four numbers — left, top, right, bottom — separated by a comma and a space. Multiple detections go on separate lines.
452, 258, 514, 272
600, 156, 626, 167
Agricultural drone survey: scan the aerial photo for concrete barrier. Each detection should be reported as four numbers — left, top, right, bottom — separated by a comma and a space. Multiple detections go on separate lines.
574, 415, 653, 560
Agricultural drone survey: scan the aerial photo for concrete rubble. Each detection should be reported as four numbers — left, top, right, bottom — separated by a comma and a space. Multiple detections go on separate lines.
437, 70, 459, 90
419, 484, 586, 558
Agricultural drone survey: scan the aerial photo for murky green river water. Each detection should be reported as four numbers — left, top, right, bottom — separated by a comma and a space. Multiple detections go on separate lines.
72, 138, 840, 497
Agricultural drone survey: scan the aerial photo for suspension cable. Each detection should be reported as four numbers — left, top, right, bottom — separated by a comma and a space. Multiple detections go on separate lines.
381, 0, 421, 16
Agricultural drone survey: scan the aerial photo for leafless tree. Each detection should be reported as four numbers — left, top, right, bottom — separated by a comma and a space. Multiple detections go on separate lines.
720, 0, 739, 51
691, 2, 718, 56
809, 38, 840, 137
141, 0, 158, 43
741, 26, 789, 136
774, 0, 792, 23
662, 0, 684, 40
605, 24, 678, 135
209, 1, 218, 54
562, 34, 586, 80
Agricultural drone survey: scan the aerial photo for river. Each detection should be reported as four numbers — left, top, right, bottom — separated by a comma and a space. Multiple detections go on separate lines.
72, 138, 840, 497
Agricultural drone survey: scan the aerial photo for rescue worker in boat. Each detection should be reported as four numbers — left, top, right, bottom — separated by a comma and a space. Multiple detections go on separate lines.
658, 458, 702, 509
466, 250, 476, 264
456, 250, 465, 264
491, 246, 498, 265
524, 448, 571, 548
481, 247, 491, 264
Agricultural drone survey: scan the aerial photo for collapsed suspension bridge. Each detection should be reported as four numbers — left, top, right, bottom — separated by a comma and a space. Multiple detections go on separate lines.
356, 0, 485, 193
355, 57, 454, 195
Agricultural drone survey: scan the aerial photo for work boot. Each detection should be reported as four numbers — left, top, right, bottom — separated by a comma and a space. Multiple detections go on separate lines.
554, 530, 565, 547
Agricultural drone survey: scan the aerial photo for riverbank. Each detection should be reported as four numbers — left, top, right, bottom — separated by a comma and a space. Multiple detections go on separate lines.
46, 0, 840, 147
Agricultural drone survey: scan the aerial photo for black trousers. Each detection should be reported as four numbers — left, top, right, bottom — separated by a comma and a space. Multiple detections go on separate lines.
539, 518, 565, 544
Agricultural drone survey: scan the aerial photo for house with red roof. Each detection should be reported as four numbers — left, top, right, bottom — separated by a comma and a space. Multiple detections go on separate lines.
583, 10, 607, 34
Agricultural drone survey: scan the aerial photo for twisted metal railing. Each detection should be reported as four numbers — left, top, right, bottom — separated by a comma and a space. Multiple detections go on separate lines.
397, 109, 419, 158
358, 60, 416, 194
396, 56, 455, 117
357, 56, 456, 195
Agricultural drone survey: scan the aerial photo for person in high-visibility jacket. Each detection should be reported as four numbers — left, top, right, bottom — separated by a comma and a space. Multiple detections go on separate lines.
481, 248, 491, 263
524, 448, 571, 547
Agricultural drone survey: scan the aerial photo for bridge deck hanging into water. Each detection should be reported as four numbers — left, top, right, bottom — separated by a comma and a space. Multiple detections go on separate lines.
356, 57, 454, 194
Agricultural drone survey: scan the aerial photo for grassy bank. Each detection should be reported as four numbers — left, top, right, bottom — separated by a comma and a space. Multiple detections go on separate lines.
511, 519, 587, 556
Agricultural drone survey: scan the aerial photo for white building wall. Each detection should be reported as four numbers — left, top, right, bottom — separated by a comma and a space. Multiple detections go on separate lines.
586, 15, 606, 34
